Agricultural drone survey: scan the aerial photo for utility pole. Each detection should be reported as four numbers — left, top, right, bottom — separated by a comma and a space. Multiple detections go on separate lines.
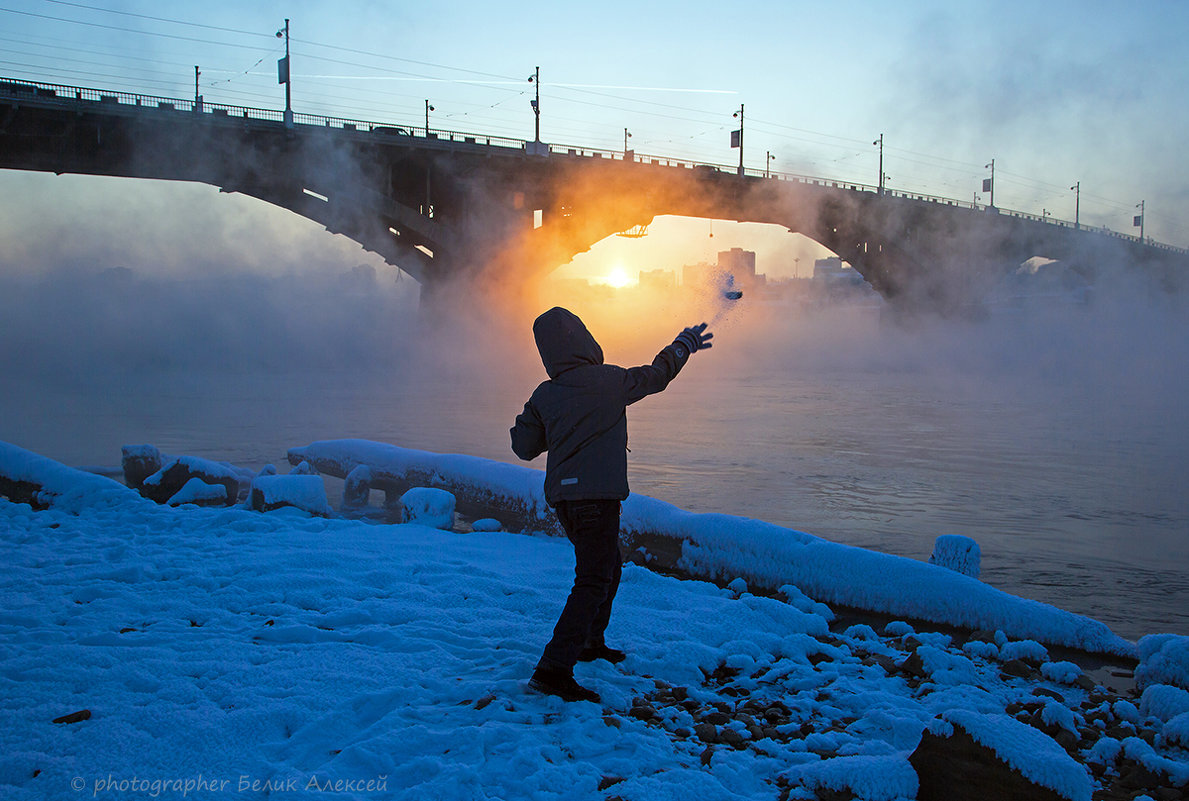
732, 104, 744, 176
874, 134, 884, 194
425, 99, 434, 137
528, 66, 541, 142
276, 19, 292, 126
984, 159, 995, 208
1071, 182, 1080, 229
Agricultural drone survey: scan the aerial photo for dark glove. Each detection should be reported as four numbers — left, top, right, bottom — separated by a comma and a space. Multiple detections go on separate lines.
675, 322, 713, 354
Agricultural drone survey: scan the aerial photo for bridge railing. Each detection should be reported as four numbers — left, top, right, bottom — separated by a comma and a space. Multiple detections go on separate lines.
2, 76, 1184, 255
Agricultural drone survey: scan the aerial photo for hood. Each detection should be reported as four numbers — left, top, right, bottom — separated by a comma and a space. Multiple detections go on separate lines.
532, 307, 604, 379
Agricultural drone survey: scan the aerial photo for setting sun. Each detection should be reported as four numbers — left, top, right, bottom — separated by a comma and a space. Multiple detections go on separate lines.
604, 264, 633, 289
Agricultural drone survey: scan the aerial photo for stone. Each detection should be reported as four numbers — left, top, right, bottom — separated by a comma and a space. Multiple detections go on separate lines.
910, 723, 1071, 801
121, 444, 162, 490
141, 456, 240, 506
249, 474, 332, 517
398, 487, 456, 530
341, 464, 372, 508
694, 722, 718, 743
52, 709, 91, 724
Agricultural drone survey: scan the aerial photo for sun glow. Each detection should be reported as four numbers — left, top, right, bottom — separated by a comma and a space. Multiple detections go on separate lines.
603, 264, 633, 289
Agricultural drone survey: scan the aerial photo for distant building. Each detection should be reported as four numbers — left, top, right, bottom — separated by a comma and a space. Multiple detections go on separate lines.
638, 268, 677, 291
718, 248, 756, 283
681, 261, 717, 288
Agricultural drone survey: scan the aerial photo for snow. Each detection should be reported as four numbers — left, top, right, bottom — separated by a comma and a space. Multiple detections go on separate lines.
249, 474, 333, 517
470, 518, 503, 532
398, 487, 456, 530
1136, 634, 1189, 690
166, 477, 228, 506
143, 454, 246, 487
3, 440, 1188, 800
1163, 713, 1189, 749
927, 534, 980, 578
1041, 660, 1083, 685
1138, 684, 1189, 723
289, 439, 1136, 658
944, 710, 1092, 801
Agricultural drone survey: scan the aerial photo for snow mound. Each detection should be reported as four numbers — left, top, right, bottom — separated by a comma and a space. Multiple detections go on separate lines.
1139, 684, 1189, 724
400, 487, 456, 530
166, 478, 228, 506
1137, 634, 1189, 691
928, 534, 980, 578
249, 474, 332, 517
0, 439, 147, 513
470, 518, 503, 532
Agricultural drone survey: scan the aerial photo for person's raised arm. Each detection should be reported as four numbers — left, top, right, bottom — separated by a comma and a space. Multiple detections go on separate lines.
623, 322, 714, 404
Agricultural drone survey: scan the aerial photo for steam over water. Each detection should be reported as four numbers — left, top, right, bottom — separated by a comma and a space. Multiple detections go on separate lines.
2, 265, 1186, 641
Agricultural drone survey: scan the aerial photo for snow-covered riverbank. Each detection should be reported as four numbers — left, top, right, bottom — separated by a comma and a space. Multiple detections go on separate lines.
2, 440, 1188, 800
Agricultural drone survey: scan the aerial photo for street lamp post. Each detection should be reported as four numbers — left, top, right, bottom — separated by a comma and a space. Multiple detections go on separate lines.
624, 128, 632, 160
873, 133, 884, 194
766, 151, 775, 178
276, 19, 292, 126
732, 105, 744, 176
1070, 182, 1081, 229
1135, 200, 1145, 242
528, 66, 541, 142
425, 99, 434, 137
193, 65, 202, 112
984, 159, 995, 208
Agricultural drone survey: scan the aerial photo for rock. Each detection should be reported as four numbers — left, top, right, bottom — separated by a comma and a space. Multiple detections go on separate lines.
694, 722, 718, 743
166, 478, 228, 507
141, 456, 241, 506
1002, 659, 1034, 678
121, 444, 162, 490
52, 709, 91, 724
398, 487, 456, 530
704, 711, 730, 725
470, 518, 503, 532
726, 577, 748, 596
720, 728, 745, 746
342, 464, 372, 508
928, 534, 981, 578
911, 723, 1072, 801
290, 460, 318, 476
249, 474, 332, 517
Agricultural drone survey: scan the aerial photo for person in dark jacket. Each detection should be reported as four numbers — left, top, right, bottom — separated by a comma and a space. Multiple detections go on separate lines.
510, 307, 713, 703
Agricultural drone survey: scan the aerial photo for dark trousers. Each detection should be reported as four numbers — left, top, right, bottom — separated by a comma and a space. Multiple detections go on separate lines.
539, 499, 623, 673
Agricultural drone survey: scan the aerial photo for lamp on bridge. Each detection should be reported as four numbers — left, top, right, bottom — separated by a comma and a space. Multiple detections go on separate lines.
1070, 181, 1080, 230
983, 159, 995, 209
276, 19, 293, 127
766, 151, 775, 178
731, 105, 744, 176
528, 67, 541, 142
873, 133, 884, 194
624, 128, 633, 160
425, 99, 434, 138
1134, 200, 1145, 242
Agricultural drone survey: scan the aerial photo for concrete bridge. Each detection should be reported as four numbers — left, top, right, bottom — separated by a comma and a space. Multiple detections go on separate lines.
2, 77, 1185, 311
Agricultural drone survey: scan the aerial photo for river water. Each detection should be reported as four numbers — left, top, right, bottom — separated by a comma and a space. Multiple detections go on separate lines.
3, 292, 1187, 642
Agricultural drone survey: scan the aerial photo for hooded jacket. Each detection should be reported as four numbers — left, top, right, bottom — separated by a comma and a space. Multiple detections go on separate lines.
510, 307, 692, 506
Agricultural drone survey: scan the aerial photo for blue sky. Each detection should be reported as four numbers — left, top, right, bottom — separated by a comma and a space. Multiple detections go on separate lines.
1, 0, 1186, 280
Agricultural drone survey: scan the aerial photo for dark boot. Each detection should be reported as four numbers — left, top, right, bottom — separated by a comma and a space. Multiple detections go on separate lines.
528, 666, 601, 703
577, 644, 626, 664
